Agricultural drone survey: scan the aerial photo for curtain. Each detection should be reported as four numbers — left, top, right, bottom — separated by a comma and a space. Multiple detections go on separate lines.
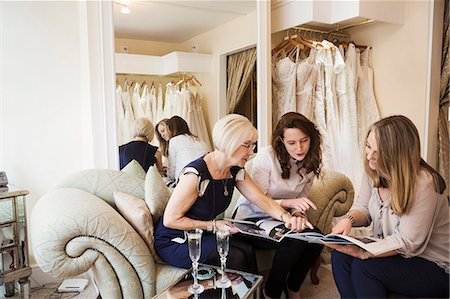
438, 0, 449, 198
226, 48, 257, 113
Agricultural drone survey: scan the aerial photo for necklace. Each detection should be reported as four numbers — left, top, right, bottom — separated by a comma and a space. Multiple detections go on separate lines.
212, 152, 230, 196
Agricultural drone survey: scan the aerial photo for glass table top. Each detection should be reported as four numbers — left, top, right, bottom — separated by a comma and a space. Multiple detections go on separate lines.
153, 264, 263, 299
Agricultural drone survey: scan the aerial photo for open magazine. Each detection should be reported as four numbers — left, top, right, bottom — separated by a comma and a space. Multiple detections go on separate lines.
227, 218, 401, 256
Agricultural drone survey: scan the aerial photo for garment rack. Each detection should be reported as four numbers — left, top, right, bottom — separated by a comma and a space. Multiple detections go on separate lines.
292, 19, 375, 39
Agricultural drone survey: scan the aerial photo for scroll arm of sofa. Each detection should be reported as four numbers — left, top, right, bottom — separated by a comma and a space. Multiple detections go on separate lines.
307, 171, 355, 234
31, 188, 156, 299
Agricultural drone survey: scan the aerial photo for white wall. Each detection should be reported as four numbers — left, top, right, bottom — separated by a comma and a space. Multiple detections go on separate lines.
1, 1, 108, 265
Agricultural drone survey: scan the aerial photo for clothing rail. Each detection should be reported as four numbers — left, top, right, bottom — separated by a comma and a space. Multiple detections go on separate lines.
292, 19, 375, 39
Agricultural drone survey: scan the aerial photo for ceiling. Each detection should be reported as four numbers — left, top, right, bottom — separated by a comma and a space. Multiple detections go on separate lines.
113, 0, 256, 43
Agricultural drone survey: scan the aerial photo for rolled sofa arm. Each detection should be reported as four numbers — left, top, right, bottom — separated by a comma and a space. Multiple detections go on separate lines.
307, 170, 355, 234
31, 187, 156, 299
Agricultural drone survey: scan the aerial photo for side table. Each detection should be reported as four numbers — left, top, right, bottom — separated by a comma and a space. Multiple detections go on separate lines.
153, 264, 263, 299
0, 185, 31, 298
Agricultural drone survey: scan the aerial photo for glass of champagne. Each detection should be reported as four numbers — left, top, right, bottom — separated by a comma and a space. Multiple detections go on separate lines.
187, 229, 204, 295
215, 227, 231, 288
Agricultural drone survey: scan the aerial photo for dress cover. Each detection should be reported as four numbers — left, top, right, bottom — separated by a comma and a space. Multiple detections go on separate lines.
154, 158, 243, 269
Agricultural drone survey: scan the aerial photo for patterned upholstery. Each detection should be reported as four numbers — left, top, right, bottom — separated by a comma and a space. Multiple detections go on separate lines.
31, 169, 187, 299
31, 166, 353, 298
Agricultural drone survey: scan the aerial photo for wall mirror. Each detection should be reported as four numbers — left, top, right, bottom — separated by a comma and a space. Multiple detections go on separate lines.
112, 0, 258, 161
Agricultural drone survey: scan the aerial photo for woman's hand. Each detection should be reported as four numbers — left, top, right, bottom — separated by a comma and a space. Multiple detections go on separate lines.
285, 197, 317, 214
215, 220, 239, 234
284, 213, 313, 232
331, 218, 353, 235
327, 244, 372, 260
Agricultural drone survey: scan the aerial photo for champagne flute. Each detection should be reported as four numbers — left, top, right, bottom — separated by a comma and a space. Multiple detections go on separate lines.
187, 229, 204, 295
215, 227, 231, 288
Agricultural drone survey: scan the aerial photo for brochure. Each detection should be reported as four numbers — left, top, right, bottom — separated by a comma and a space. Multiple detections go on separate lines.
227, 218, 401, 256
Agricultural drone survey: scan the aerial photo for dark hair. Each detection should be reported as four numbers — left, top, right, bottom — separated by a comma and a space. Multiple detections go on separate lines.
168, 116, 197, 138
271, 112, 322, 179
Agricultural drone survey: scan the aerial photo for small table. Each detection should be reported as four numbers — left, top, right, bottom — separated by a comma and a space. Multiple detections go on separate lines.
153, 265, 263, 299
0, 186, 31, 298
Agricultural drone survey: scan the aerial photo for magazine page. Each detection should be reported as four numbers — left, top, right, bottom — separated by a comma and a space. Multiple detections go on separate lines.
286, 231, 401, 256
226, 218, 291, 242
326, 235, 401, 256
256, 219, 292, 241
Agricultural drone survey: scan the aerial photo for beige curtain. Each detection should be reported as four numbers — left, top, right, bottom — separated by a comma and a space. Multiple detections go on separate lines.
226, 48, 257, 113
438, 0, 449, 198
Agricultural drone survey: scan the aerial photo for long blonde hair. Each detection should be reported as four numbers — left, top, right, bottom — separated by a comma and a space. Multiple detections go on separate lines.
364, 115, 446, 214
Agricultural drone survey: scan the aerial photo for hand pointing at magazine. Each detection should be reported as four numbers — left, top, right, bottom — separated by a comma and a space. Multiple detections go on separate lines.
281, 211, 313, 232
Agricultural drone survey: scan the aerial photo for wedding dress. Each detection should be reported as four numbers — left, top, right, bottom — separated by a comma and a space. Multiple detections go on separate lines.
356, 47, 380, 151
296, 49, 318, 121
273, 57, 297, 125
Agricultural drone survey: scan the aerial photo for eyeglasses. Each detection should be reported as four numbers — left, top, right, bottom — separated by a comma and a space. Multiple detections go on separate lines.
241, 142, 256, 151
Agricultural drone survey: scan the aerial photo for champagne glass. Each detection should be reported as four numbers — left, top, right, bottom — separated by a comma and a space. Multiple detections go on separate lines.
215, 228, 231, 288
187, 229, 204, 295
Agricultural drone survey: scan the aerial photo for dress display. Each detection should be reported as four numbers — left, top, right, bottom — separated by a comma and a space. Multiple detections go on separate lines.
115, 77, 212, 149
272, 37, 380, 191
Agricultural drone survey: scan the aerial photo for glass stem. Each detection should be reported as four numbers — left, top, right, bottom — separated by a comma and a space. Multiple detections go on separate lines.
193, 261, 199, 287
220, 256, 227, 281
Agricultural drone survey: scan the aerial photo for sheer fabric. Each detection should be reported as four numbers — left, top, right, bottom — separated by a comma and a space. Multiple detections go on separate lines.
226, 48, 257, 113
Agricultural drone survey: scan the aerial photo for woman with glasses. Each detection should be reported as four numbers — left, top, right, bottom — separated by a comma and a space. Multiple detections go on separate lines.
154, 114, 311, 273
233, 112, 323, 299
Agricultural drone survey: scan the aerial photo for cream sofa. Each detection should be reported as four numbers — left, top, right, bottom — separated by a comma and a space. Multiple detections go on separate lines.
31, 166, 354, 299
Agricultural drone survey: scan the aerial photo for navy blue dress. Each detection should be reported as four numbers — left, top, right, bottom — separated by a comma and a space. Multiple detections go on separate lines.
154, 157, 242, 269
119, 140, 158, 171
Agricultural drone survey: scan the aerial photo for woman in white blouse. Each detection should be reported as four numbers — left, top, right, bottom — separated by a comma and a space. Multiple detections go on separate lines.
331, 115, 449, 298
166, 115, 208, 183
234, 112, 323, 299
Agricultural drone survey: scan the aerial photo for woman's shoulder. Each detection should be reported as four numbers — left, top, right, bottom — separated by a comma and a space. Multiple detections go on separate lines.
416, 169, 437, 193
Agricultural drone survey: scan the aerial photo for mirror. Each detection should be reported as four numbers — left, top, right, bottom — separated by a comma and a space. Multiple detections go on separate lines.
112, 1, 258, 170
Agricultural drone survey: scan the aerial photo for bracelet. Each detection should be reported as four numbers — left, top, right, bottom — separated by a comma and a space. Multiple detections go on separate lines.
207, 220, 214, 232
361, 250, 370, 260
280, 211, 290, 223
345, 214, 355, 226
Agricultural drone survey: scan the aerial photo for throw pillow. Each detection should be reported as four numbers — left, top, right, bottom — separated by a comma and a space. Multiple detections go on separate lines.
113, 191, 161, 262
144, 166, 171, 224
122, 159, 146, 180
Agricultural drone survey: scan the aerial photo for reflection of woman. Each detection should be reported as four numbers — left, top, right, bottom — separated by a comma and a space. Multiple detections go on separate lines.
234, 112, 323, 299
154, 114, 311, 274
166, 116, 208, 182
119, 117, 162, 172
156, 118, 170, 174
331, 115, 449, 298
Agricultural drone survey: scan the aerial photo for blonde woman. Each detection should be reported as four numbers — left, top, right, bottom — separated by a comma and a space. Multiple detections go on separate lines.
331, 115, 449, 298
119, 117, 162, 172
154, 114, 312, 273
